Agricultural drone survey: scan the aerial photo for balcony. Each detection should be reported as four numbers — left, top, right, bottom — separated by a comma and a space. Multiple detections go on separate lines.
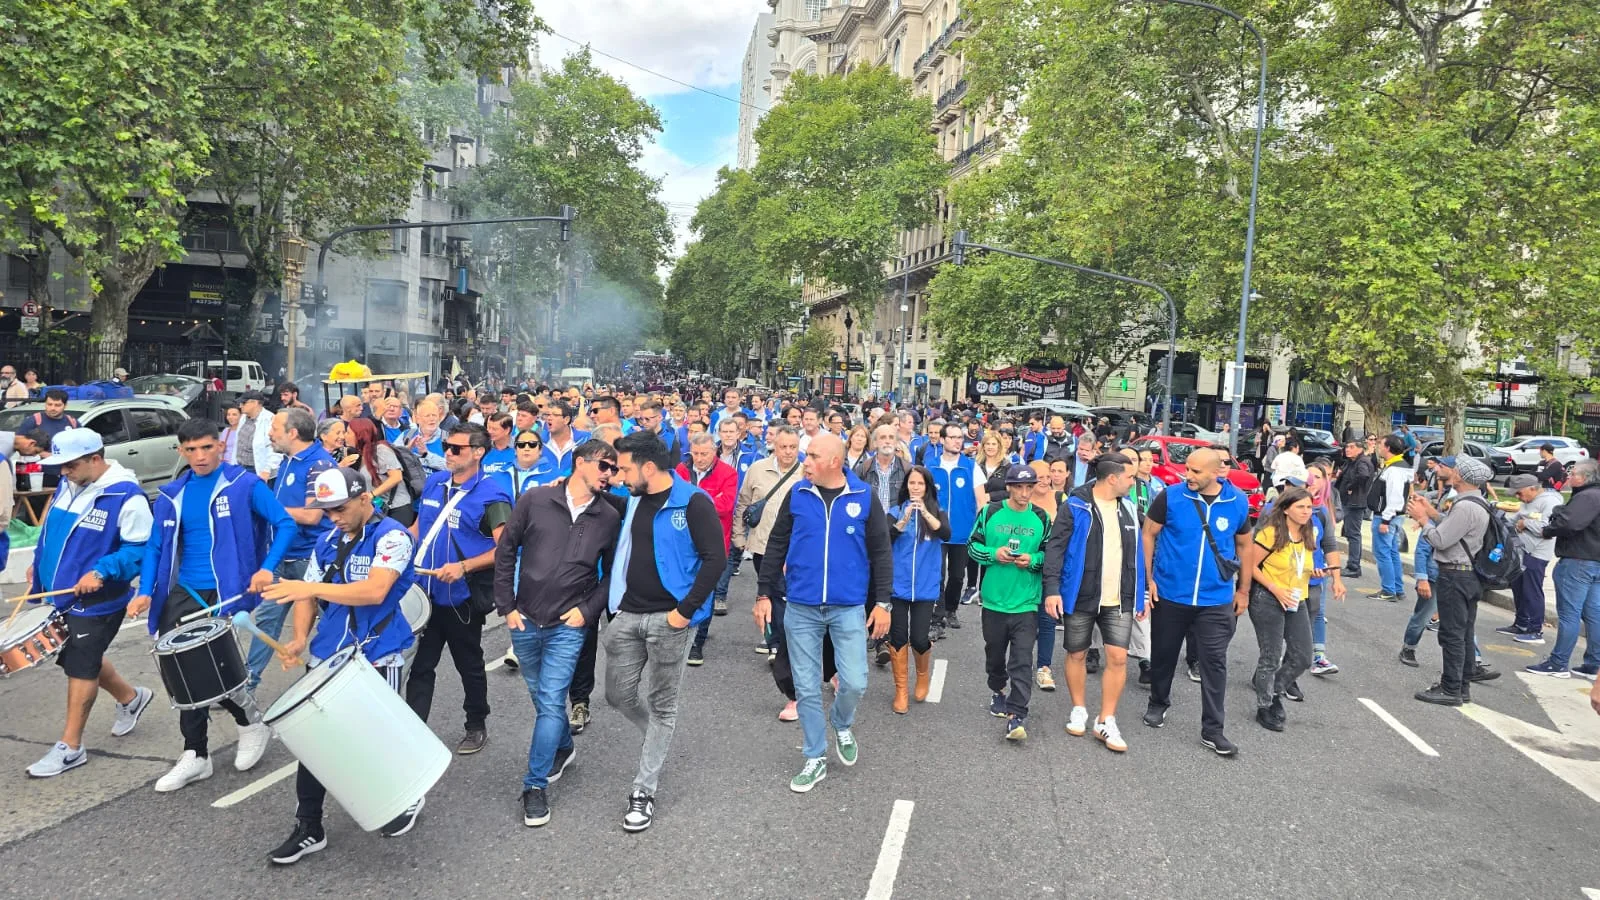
913, 16, 964, 75
950, 132, 998, 172
934, 79, 967, 124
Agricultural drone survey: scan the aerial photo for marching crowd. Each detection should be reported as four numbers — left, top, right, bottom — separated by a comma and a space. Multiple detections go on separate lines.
12, 377, 1600, 866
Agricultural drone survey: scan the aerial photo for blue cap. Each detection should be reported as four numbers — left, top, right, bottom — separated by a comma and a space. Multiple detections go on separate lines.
1436, 455, 1458, 468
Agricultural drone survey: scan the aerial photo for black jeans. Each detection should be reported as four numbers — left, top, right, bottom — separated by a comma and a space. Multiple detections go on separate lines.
1148, 600, 1237, 738
161, 586, 254, 756
982, 609, 1038, 717
1342, 507, 1367, 572
404, 602, 489, 730
889, 600, 935, 654
940, 543, 969, 614
1434, 567, 1482, 695
298, 662, 405, 825
1247, 585, 1312, 709
568, 614, 602, 706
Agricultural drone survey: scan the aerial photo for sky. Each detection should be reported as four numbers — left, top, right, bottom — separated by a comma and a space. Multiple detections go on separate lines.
535, 1, 772, 259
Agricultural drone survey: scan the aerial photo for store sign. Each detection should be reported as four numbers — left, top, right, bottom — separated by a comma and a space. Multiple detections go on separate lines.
970, 364, 1072, 400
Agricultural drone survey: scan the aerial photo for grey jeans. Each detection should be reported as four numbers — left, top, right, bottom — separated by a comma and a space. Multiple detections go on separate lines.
602, 610, 694, 796
1247, 584, 1312, 709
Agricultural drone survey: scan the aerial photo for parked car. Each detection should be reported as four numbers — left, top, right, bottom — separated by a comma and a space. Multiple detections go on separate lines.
174, 359, 267, 393
1132, 435, 1266, 520
1169, 421, 1225, 444
0, 399, 189, 495
1417, 439, 1516, 479
1091, 407, 1154, 440
1008, 399, 1095, 420
1493, 434, 1590, 474
128, 374, 217, 418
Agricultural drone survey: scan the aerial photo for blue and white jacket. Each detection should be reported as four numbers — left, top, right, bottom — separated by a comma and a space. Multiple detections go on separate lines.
32, 462, 150, 617
1151, 480, 1251, 607
889, 502, 949, 602
925, 453, 979, 546
414, 469, 513, 608
783, 469, 875, 607
308, 515, 416, 662
622, 475, 716, 627
1043, 485, 1147, 616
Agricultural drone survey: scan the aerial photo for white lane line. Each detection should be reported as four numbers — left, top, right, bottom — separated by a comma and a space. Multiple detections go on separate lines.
924, 659, 947, 704
486, 657, 506, 672
864, 799, 915, 900
212, 762, 297, 808
1582, 888, 1600, 899
1358, 698, 1439, 757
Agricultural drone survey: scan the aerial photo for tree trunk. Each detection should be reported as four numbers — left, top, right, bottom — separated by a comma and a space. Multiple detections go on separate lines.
1344, 370, 1392, 439
88, 281, 134, 381
1442, 399, 1467, 456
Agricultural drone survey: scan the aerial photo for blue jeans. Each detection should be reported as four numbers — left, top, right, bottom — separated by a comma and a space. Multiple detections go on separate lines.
1549, 558, 1600, 669
694, 551, 744, 651
1309, 580, 1329, 650
784, 603, 868, 760
509, 623, 586, 790
1373, 518, 1404, 596
245, 557, 308, 691
1035, 607, 1056, 669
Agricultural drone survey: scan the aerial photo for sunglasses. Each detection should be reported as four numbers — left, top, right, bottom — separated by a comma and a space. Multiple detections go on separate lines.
594, 460, 619, 474
516, 441, 541, 450
444, 443, 474, 455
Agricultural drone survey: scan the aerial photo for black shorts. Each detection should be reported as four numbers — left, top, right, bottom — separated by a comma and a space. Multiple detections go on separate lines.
56, 610, 125, 680
1064, 603, 1133, 654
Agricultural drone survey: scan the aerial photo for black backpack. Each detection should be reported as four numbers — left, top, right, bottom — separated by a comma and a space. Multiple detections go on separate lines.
1454, 495, 1524, 589
389, 443, 428, 501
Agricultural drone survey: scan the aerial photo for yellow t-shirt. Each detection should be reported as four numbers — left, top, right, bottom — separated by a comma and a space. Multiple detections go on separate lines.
1253, 524, 1311, 599
1095, 496, 1123, 607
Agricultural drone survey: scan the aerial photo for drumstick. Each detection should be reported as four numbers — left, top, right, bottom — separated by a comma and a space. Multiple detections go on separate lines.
3, 588, 76, 631
416, 568, 442, 576
231, 611, 303, 665
178, 593, 246, 625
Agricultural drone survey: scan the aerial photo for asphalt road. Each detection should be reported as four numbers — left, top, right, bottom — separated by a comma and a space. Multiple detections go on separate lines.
3, 557, 1600, 899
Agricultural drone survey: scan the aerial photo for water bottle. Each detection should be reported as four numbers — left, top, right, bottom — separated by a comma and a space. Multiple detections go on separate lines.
1488, 544, 1503, 563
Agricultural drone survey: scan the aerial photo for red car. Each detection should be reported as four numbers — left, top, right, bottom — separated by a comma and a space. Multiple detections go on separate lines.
1132, 435, 1266, 519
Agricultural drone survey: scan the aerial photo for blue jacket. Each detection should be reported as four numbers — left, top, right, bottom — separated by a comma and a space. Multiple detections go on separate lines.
926, 454, 979, 546
782, 469, 874, 607
273, 443, 335, 559
725, 443, 764, 488
497, 460, 562, 500
1022, 431, 1046, 463
710, 406, 752, 431
624, 475, 715, 626
481, 445, 516, 479
143, 464, 295, 633
1045, 486, 1147, 616
537, 429, 592, 476
889, 502, 948, 602
414, 469, 513, 607
1151, 480, 1251, 607
33, 468, 148, 617
308, 516, 416, 662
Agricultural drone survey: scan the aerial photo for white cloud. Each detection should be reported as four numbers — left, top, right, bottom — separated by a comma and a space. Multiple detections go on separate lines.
538, 1, 770, 98
641, 132, 739, 260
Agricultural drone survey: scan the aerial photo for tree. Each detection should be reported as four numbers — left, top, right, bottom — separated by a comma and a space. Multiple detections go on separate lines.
664, 168, 802, 379
750, 66, 945, 308
780, 327, 837, 378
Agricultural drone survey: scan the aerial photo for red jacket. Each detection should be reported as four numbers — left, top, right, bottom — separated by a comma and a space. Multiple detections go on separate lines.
677, 459, 737, 550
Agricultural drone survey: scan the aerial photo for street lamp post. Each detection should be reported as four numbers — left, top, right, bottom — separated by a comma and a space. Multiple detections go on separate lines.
951, 231, 1180, 436
843, 309, 854, 401
1144, 0, 1267, 454
279, 226, 308, 379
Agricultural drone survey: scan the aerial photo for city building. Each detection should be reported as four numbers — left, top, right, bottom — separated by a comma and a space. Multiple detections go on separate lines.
737, 13, 777, 170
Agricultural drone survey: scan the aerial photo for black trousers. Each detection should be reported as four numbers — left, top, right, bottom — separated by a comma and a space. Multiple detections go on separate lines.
1342, 507, 1367, 572
1434, 568, 1482, 695
983, 609, 1038, 718
771, 593, 835, 701
940, 543, 970, 614
1147, 600, 1237, 738
160, 586, 253, 757
298, 662, 405, 825
404, 602, 489, 730
889, 600, 935, 654
568, 614, 602, 706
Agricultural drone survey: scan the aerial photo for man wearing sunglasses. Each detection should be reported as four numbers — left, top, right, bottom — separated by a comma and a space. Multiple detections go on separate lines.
406, 423, 513, 756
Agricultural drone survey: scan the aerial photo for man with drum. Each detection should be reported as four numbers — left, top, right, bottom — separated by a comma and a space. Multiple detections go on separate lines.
22, 428, 156, 778
261, 467, 423, 863
405, 422, 512, 755
130, 418, 296, 792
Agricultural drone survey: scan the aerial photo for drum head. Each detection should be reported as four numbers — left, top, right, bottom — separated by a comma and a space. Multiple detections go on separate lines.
264, 645, 358, 723
155, 617, 230, 652
402, 585, 430, 635
0, 607, 57, 646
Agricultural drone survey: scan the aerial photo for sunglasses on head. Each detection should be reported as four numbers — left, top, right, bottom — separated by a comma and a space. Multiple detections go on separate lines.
444, 443, 473, 455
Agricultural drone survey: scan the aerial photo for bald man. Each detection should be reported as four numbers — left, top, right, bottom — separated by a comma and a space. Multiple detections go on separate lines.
757, 434, 892, 793
1140, 448, 1253, 757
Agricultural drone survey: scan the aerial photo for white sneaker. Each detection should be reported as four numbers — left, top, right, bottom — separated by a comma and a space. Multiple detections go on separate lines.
1094, 716, 1128, 752
111, 686, 154, 737
1035, 666, 1057, 691
155, 750, 213, 792
27, 742, 88, 778
235, 723, 272, 771
1066, 705, 1090, 736
501, 647, 519, 670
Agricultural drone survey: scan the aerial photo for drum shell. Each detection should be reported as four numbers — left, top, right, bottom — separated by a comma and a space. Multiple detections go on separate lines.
0, 608, 69, 676
153, 620, 248, 709
263, 650, 450, 832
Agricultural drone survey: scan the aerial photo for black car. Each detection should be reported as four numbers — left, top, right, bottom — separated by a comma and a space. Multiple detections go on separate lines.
1417, 440, 1515, 478
1090, 407, 1154, 441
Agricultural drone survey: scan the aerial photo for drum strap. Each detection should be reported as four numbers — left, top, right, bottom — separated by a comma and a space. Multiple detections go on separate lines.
323, 516, 399, 653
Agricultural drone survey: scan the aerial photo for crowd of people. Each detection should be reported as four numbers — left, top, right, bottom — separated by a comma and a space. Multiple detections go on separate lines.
11, 375, 1600, 866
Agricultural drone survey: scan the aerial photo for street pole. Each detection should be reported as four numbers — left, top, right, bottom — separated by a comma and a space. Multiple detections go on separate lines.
280, 226, 308, 381
1146, 0, 1266, 455
951, 231, 1179, 436
844, 309, 854, 401
896, 257, 909, 405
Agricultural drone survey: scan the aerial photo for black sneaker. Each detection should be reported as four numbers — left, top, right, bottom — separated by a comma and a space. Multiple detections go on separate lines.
875, 642, 891, 667
1137, 659, 1151, 687
1398, 647, 1419, 668
1268, 695, 1287, 728
947, 611, 961, 630
1468, 664, 1501, 683
1085, 649, 1102, 675
622, 792, 655, 833
1493, 624, 1524, 636
521, 788, 550, 827
269, 821, 326, 865
687, 645, 704, 666
1201, 734, 1238, 756
1142, 704, 1167, 728
380, 796, 425, 837
929, 620, 946, 642
1284, 681, 1305, 702
1341, 566, 1361, 578
457, 728, 488, 755
1187, 663, 1202, 684
713, 596, 729, 616
1255, 707, 1284, 732
1415, 684, 1463, 706
547, 744, 577, 784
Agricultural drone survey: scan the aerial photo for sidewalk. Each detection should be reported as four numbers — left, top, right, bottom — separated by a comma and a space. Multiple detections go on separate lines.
1354, 520, 1555, 620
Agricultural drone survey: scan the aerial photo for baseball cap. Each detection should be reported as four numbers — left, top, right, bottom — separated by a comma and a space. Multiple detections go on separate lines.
1436, 455, 1458, 469
41, 427, 104, 465
239, 390, 268, 403
1506, 473, 1539, 491
1005, 464, 1039, 485
305, 467, 370, 509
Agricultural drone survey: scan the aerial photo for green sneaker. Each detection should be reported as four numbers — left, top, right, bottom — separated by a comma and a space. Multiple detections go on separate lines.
834, 727, 859, 767
790, 757, 827, 793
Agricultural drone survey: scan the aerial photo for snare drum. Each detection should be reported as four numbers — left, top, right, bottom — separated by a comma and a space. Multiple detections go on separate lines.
153, 618, 249, 709
0, 606, 69, 676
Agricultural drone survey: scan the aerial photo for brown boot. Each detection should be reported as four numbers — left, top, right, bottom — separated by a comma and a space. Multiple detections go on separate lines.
890, 646, 910, 714
913, 649, 933, 703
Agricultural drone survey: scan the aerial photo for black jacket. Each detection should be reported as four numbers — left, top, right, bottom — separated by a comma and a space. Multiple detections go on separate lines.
1546, 482, 1600, 562
1041, 484, 1138, 612
856, 453, 908, 505
1041, 433, 1075, 463
1335, 453, 1375, 507
493, 484, 621, 627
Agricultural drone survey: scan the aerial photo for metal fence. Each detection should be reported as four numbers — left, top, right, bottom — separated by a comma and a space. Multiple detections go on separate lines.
0, 335, 216, 386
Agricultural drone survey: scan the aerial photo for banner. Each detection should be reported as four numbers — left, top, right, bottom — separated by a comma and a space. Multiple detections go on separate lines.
970, 364, 1073, 401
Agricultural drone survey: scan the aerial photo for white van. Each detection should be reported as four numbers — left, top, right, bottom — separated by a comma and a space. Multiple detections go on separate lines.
557, 367, 595, 388
175, 360, 267, 393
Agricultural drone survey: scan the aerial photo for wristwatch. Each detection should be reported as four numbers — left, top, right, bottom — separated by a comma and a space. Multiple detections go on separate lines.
875, 601, 892, 612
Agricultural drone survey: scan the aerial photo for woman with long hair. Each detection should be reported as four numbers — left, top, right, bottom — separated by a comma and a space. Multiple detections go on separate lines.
887, 466, 950, 713
975, 433, 1009, 504
1028, 459, 1066, 693
343, 417, 413, 524
1246, 486, 1323, 732
220, 403, 241, 465
845, 425, 872, 473
1304, 459, 1346, 677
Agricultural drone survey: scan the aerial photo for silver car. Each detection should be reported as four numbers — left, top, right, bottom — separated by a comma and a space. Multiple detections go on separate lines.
0, 399, 188, 495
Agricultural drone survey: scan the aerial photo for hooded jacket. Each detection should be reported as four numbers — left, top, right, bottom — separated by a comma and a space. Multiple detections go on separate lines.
1042, 484, 1147, 616
33, 461, 151, 617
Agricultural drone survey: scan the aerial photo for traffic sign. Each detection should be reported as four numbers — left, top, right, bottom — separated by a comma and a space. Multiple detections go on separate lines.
20, 300, 41, 317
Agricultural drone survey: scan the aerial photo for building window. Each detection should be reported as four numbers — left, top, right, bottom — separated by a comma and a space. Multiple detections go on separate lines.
917, 358, 927, 370
891, 39, 902, 74
805, 0, 823, 20
6, 255, 31, 290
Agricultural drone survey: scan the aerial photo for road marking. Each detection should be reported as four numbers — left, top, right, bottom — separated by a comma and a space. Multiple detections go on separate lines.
1358, 698, 1439, 757
120, 618, 145, 631
1460, 673, 1600, 804
864, 799, 914, 900
1582, 888, 1600, 899
211, 762, 297, 808
924, 659, 947, 704
486, 657, 506, 672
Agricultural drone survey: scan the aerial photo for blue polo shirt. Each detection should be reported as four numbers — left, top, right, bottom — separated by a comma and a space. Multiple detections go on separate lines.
273, 442, 335, 559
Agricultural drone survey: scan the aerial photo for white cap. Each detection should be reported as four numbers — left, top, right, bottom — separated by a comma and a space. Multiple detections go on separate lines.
41, 427, 104, 465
